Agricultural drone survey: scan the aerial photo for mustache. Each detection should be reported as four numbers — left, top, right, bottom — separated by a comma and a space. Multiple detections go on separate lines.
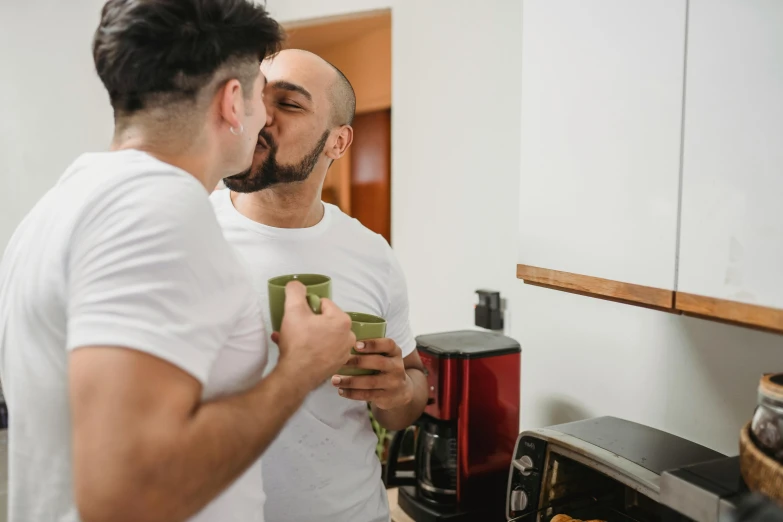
258, 129, 277, 150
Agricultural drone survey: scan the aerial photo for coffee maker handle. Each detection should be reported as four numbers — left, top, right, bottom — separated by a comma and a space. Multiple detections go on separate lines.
384, 424, 417, 488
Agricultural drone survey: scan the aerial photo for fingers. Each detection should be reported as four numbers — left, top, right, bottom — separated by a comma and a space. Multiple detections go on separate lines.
331, 373, 406, 390
319, 298, 353, 330
318, 297, 345, 317
336, 388, 385, 402
342, 354, 394, 372
331, 374, 381, 390
354, 338, 400, 356
283, 281, 308, 314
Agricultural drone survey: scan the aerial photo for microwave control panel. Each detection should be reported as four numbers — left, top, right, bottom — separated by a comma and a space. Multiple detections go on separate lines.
507, 435, 547, 520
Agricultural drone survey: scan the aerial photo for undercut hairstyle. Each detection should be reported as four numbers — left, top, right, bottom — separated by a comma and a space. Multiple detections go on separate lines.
327, 63, 356, 127
93, 0, 284, 117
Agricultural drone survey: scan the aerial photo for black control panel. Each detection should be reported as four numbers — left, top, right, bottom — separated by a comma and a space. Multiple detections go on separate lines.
507, 436, 548, 520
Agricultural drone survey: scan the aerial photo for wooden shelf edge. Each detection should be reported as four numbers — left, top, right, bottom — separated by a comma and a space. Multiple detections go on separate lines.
517, 264, 675, 310
675, 292, 783, 334
516, 264, 783, 334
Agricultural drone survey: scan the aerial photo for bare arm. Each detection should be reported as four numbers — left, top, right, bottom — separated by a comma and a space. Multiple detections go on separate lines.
71, 348, 306, 522
71, 283, 354, 522
332, 341, 428, 431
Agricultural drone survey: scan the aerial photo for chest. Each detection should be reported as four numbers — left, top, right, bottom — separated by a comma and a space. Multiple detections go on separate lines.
226, 237, 390, 323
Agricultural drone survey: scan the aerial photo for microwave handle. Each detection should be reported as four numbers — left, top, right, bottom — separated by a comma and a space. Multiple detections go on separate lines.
384, 423, 417, 488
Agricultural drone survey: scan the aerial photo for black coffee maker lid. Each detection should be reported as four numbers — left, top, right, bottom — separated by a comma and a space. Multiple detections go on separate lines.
416, 330, 521, 359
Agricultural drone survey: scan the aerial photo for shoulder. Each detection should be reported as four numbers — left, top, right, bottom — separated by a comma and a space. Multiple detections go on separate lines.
73, 153, 220, 244
326, 204, 406, 284
326, 203, 390, 252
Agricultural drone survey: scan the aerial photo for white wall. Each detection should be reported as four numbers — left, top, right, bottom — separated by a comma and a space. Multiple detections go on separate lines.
391, 0, 783, 456
0, 1, 114, 250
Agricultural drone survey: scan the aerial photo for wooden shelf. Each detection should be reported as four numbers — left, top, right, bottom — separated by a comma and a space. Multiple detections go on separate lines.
517, 264, 783, 334
517, 264, 674, 310
676, 292, 783, 334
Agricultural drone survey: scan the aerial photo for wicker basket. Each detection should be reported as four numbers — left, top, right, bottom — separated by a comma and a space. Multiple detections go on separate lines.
740, 422, 783, 505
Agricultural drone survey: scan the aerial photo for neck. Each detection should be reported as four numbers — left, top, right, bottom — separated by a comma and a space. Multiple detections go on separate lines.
230, 170, 327, 229
110, 123, 220, 192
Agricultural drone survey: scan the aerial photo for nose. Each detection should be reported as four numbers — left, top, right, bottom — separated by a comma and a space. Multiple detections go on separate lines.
264, 96, 275, 127
258, 102, 268, 128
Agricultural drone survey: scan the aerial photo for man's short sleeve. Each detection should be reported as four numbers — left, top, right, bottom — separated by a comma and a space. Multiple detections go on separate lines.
384, 247, 416, 358
66, 173, 244, 384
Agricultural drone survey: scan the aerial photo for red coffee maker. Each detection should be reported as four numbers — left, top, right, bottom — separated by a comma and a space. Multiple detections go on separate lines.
385, 329, 521, 521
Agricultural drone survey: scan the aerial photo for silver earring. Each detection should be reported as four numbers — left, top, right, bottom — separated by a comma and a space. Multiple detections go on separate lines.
229, 123, 244, 136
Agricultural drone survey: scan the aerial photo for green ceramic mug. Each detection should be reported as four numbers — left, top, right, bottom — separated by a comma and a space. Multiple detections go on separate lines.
268, 274, 332, 332
338, 312, 387, 376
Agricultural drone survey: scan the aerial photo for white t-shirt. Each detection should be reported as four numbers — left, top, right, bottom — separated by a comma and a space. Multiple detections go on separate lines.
0, 150, 268, 522
211, 189, 416, 522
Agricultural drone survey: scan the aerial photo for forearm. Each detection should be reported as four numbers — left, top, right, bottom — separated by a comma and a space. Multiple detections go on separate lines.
169, 363, 308, 516
86, 364, 308, 522
371, 368, 428, 431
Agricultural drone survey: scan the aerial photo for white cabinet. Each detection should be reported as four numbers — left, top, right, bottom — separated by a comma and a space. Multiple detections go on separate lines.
516, 0, 783, 331
677, 0, 783, 313
518, 0, 687, 298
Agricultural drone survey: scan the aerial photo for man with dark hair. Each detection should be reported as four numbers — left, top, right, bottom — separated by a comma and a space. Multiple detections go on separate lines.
0, 3, 355, 522
213, 49, 428, 522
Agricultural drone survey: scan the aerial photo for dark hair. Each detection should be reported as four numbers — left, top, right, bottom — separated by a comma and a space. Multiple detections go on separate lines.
93, 0, 283, 114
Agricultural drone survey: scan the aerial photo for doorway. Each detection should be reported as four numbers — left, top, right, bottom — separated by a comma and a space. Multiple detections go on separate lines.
283, 10, 392, 243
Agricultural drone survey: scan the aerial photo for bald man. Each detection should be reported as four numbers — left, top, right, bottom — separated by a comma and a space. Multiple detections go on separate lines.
212, 50, 428, 521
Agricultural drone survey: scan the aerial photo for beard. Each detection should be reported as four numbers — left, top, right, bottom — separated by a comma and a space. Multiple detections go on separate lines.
223, 128, 331, 193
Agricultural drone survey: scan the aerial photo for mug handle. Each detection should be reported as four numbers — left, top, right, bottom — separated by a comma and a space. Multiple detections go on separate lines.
306, 294, 322, 314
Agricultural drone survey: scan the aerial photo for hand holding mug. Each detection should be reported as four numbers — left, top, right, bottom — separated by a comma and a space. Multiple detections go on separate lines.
331, 337, 414, 411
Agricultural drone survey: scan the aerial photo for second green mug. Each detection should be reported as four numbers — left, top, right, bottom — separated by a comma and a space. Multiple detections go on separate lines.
338, 312, 387, 376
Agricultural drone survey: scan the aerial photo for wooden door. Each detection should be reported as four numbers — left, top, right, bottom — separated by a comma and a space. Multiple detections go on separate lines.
351, 109, 392, 243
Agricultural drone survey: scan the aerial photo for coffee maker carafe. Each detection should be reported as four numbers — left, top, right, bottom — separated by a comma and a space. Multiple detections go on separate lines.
385, 330, 521, 521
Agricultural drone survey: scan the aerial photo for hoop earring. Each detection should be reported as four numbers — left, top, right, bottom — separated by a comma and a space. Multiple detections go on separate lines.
229, 123, 244, 136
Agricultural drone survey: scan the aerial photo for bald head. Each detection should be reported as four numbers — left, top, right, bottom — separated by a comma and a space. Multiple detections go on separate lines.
328, 64, 356, 126
268, 49, 355, 128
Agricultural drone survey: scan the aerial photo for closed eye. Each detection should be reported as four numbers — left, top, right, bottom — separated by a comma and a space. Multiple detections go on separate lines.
278, 102, 301, 109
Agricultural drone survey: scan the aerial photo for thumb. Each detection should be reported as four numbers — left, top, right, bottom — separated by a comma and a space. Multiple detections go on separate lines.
318, 297, 344, 317
283, 281, 310, 316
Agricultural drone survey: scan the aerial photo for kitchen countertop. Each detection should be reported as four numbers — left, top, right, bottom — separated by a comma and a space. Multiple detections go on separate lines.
388, 488, 415, 522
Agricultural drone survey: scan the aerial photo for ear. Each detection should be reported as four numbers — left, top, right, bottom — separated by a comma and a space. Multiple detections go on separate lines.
325, 125, 354, 161
217, 78, 245, 132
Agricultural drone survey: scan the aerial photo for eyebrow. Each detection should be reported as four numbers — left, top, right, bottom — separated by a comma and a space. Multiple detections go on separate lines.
270, 81, 312, 102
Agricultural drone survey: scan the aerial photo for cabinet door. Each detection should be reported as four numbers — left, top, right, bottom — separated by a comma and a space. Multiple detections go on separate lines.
518, 0, 687, 307
677, 0, 783, 329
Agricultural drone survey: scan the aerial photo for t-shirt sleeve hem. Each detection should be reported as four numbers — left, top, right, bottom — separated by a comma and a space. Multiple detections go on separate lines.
399, 337, 417, 359
67, 323, 213, 385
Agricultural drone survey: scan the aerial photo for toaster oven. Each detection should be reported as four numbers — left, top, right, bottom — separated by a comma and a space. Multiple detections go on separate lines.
506, 417, 728, 522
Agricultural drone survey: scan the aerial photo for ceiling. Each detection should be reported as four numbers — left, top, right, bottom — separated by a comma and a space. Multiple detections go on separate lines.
283, 10, 391, 52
